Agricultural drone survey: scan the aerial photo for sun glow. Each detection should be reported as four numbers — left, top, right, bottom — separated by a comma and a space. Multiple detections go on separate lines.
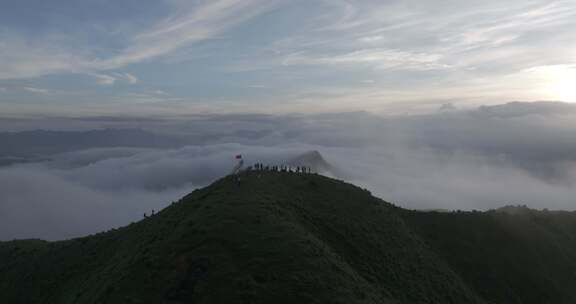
531, 65, 576, 103
548, 77, 576, 102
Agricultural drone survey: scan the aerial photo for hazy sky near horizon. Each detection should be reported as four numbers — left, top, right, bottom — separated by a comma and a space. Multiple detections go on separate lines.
1, 0, 576, 115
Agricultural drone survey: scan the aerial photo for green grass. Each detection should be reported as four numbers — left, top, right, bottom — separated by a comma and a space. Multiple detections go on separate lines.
1, 171, 575, 303
400, 208, 576, 304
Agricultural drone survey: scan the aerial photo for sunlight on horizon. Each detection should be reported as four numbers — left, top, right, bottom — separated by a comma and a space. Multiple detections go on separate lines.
549, 77, 576, 103
526, 64, 576, 103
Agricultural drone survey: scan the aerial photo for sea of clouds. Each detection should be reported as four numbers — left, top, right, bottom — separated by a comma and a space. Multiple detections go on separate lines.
2, 101, 576, 240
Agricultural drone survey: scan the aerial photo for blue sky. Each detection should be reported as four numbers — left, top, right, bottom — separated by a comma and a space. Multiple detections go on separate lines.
1, 0, 576, 115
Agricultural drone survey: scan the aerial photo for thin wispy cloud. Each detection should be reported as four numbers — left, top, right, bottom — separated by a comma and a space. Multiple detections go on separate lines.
93, 74, 117, 86
91, 0, 278, 70
0, 0, 576, 114
0, 0, 277, 79
23, 87, 50, 95
283, 49, 450, 71
93, 73, 139, 86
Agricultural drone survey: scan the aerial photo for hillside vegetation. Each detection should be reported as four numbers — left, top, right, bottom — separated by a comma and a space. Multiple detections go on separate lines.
1, 171, 575, 303
400, 206, 576, 304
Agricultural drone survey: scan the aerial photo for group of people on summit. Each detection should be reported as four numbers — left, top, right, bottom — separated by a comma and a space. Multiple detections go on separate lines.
252, 163, 312, 174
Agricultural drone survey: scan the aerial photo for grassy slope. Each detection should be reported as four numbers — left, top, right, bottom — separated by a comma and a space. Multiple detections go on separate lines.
0, 172, 483, 304
400, 209, 576, 304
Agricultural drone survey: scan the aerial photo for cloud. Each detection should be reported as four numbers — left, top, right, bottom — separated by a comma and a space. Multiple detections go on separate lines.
243, 1, 576, 92
23, 87, 50, 94
0, 34, 84, 80
358, 35, 385, 43
0, 0, 277, 80
93, 74, 117, 85
100, 0, 277, 68
283, 49, 450, 71
3, 102, 576, 240
151, 90, 169, 95
449, 2, 576, 49
93, 72, 139, 85
122, 73, 139, 84
0, 144, 310, 240
0, 167, 184, 241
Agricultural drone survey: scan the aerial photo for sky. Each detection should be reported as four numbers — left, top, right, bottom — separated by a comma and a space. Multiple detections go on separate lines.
1, 0, 576, 115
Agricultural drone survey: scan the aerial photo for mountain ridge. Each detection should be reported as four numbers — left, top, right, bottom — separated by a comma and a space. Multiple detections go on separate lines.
2, 172, 576, 303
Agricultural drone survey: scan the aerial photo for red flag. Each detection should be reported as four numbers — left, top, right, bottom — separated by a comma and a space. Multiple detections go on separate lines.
235, 154, 242, 159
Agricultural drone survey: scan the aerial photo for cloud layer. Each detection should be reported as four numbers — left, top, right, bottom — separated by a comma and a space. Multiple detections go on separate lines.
2, 102, 576, 240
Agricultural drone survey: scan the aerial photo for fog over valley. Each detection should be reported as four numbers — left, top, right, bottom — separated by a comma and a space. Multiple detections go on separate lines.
2, 101, 576, 240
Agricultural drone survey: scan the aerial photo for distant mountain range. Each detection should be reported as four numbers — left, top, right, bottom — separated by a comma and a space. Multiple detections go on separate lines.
0, 128, 184, 166
287, 150, 347, 178
2, 172, 576, 303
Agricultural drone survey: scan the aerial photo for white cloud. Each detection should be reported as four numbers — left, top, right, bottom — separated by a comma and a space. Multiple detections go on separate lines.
445, 2, 576, 50
247, 84, 268, 89
4, 103, 576, 240
358, 35, 384, 43
23, 87, 50, 94
93, 74, 117, 85
284, 49, 450, 71
122, 72, 139, 84
0, 35, 83, 80
93, 72, 139, 85
84, 0, 278, 70
262, 0, 576, 77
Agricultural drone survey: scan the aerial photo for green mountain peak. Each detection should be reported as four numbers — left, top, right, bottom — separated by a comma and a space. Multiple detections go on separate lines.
2, 171, 576, 303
